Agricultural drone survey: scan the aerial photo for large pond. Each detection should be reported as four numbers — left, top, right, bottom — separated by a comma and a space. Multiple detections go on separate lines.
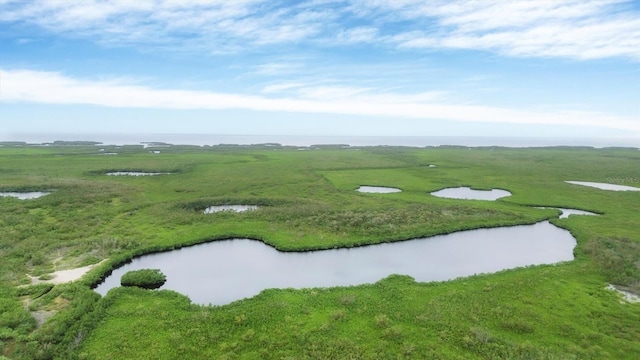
94, 221, 576, 306
430, 187, 511, 200
566, 181, 640, 191
0, 192, 50, 200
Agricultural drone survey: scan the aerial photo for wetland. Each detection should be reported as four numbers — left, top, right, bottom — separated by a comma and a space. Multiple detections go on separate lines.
1, 144, 639, 360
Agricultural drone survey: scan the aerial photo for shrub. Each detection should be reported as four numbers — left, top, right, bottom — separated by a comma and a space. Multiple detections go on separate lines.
584, 237, 640, 293
120, 269, 166, 289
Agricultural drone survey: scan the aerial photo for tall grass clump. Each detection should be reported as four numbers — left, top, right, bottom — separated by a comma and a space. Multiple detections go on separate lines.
120, 269, 166, 289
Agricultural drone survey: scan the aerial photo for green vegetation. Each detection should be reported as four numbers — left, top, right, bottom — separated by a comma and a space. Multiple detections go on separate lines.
0, 143, 638, 359
120, 269, 166, 289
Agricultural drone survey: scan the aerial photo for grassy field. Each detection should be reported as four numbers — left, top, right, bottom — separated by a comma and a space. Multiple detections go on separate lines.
0, 143, 638, 359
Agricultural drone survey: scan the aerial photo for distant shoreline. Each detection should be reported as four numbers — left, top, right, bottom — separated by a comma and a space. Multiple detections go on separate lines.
1, 133, 638, 148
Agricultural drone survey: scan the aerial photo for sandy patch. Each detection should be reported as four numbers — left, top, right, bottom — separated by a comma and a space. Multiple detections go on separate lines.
29, 260, 107, 285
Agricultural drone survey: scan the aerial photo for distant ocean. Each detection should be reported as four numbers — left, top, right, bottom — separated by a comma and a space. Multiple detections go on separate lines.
2, 133, 639, 148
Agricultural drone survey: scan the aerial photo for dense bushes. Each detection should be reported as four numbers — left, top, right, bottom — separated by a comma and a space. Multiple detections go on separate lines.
14, 284, 101, 360
584, 237, 640, 293
0, 290, 36, 338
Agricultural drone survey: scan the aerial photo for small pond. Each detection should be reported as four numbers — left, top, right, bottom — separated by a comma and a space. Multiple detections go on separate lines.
357, 186, 402, 193
0, 192, 50, 200
430, 187, 511, 200
94, 221, 576, 306
607, 285, 640, 303
565, 181, 640, 191
204, 205, 258, 214
106, 172, 169, 176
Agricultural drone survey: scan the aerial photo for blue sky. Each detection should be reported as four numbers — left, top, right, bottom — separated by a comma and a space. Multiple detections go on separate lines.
1, 0, 639, 140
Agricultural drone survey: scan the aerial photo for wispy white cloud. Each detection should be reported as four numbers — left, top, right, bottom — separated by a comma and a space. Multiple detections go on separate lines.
261, 81, 448, 103
254, 62, 306, 76
2, 69, 637, 134
296, 85, 374, 100
336, 26, 378, 43
1, 0, 638, 60
261, 82, 307, 94
0, 0, 328, 49
359, 0, 640, 60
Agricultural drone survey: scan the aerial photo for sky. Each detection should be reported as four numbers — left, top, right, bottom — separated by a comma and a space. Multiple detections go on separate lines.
0, 0, 639, 142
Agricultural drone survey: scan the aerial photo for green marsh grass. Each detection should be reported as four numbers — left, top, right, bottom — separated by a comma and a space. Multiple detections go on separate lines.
0, 144, 638, 359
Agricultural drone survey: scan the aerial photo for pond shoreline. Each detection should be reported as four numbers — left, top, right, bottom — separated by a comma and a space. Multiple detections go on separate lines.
87, 214, 558, 291
93, 216, 577, 305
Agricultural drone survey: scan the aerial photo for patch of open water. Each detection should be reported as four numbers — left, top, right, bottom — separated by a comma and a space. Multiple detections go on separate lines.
204, 205, 258, 214
0, 192, 50, 200
106, 172, 169, 176
606, 285, 640, 303
356, 186, 402, 193
430, 187, 511, 200
536, 207, 598, 219
566, 181, 640, 191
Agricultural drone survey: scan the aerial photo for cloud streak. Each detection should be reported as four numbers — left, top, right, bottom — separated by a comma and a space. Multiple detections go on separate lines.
2, 69, 637, 133
384, 0, 640, 60
1, 0, 639, 60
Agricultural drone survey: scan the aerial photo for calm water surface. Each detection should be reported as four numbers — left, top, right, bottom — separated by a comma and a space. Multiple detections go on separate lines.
95, 221, 576, 305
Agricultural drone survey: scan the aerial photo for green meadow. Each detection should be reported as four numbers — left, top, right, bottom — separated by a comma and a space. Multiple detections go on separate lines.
0, 143, 638, 359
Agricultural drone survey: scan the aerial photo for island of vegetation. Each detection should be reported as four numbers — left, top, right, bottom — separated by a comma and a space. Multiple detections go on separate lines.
0, 143, 638, 359
120, 269, 166, 289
